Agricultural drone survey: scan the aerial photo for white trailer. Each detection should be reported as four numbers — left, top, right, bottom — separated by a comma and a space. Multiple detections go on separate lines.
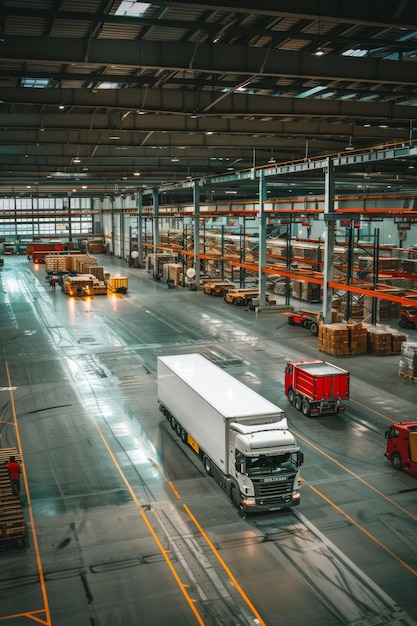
157, 353, 304, 513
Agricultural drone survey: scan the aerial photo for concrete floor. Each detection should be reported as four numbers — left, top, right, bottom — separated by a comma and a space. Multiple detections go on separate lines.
0, 255, 417, 626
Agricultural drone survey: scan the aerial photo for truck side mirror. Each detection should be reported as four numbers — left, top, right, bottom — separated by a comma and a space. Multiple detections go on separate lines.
298, 451, 304, 465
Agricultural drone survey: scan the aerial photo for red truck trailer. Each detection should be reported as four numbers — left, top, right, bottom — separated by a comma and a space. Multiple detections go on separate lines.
385, 422, 417, 476
285, 360, 349, 417
28, 241, 73, 261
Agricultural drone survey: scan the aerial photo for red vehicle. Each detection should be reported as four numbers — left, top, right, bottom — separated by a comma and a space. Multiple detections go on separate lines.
399, 308, 417, 330
385, 422, 417, 476
283, 310, 322, 335
285, 359, 349, 417
28, 241, 73, 261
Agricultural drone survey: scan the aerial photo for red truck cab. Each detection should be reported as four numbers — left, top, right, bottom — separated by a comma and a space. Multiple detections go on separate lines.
285, 360, 349, 417
385, 422, 417, 476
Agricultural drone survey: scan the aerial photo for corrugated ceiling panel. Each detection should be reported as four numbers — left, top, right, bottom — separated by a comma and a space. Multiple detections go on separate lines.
98, 24, 143, 39
60, 0, 103, 9
50, 20, 92, 38
6, 16, 46, 36
142, 27, 190, 41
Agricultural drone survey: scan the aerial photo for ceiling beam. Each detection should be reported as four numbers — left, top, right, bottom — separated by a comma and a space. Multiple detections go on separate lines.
2, 38, 417, 88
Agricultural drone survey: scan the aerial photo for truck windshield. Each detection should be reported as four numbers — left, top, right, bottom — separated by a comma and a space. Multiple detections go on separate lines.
245, 453, 297, 476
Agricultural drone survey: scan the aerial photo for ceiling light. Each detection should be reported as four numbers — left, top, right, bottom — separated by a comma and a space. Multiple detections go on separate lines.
134, 171, 141, 176
59, 103, 65, 110
345, 137, 355, 151
109, 135, 120, 140
136, 109, 147, 115
314, 46, 325, 56
73, 157, 81, 164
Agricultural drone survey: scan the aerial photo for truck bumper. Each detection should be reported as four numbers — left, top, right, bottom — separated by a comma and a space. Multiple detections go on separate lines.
242, 492, 300, 513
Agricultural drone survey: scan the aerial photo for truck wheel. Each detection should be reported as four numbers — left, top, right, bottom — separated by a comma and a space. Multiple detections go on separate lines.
203, 455, 212, 476
294, 396, 301, 411
310, 322, 318, 335
301, 401, 311, 417
170, 415, 177, 430
288, 389, 295, 404
406, 321, 414, 329
180, 428, 187, 443
391, 453, 402, 471
175, 422, 182, 437
230, 485, 240, 509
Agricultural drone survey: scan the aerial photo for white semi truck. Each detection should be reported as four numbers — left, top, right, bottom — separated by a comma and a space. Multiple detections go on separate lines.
157, 353, 304, 514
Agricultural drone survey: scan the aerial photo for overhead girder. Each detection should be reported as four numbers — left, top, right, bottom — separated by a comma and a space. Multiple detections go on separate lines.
0, 134, 400, 161
152, 0, 417, 29
1, 104, 416, 131
2, 38, 417, 91
3, 0, 416, 37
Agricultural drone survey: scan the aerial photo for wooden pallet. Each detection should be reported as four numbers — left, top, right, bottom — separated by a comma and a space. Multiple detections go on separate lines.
0, 448, 27, 546
398, 371, 417, 383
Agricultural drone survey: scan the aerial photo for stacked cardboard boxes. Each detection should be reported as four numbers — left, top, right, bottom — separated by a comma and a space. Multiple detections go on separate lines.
319, 322, 405, 356
44, 254, 68, 274
319, 322, 368, 356
319, 324, 349, 356
362, 323, 407, 355
83, 265, 104, 281
366, 326, 393, 355
86, 241, 104, 254
391, 330, 408, 355
162, 263, 183, 286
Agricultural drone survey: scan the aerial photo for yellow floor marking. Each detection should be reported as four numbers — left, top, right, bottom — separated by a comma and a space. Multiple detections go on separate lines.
309, 484, 417, 578
184, 504, 267, 626
294, 430, 417, 522
4, 363, 51, 626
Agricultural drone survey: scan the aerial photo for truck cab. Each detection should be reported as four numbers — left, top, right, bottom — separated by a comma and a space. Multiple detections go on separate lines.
229, 420, 304, 512
385, 422, 417, 476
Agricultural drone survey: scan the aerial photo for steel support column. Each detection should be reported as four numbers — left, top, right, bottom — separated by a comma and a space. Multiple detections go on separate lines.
258, 170, 267, 306
193, 181, 200, 288
137, 193, 144, 267
152, 188, 159, 280
323, 157, 335, 324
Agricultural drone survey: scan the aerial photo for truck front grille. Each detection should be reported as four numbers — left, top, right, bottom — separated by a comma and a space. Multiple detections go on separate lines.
253, 476, 294, 506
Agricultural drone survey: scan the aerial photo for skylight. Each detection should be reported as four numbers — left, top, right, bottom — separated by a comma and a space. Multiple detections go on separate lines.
98, 82, 120, 89
295, 85, 326, 99
115, 1, 151, 16
343, 49, 368, 57
21, 77, 51, 88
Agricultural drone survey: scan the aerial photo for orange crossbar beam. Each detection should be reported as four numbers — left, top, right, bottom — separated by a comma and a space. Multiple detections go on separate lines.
230, 261, 417, 307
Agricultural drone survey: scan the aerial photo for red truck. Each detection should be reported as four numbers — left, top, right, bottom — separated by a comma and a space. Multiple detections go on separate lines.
28, 241, 73, 262
285, 360, 350, 417
385, 422, 417, 476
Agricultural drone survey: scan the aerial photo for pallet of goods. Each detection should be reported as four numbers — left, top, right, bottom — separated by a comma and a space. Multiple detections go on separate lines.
0, 448, 26, 548
318, 322, 368, 356
363, 323, 407, 356
398, 342, 417, 381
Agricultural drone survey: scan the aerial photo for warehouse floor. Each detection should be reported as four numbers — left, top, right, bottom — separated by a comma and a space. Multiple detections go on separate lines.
0, 255, 416, 626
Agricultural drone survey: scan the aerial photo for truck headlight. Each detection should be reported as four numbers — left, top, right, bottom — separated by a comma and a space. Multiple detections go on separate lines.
241, 498, 256, 507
